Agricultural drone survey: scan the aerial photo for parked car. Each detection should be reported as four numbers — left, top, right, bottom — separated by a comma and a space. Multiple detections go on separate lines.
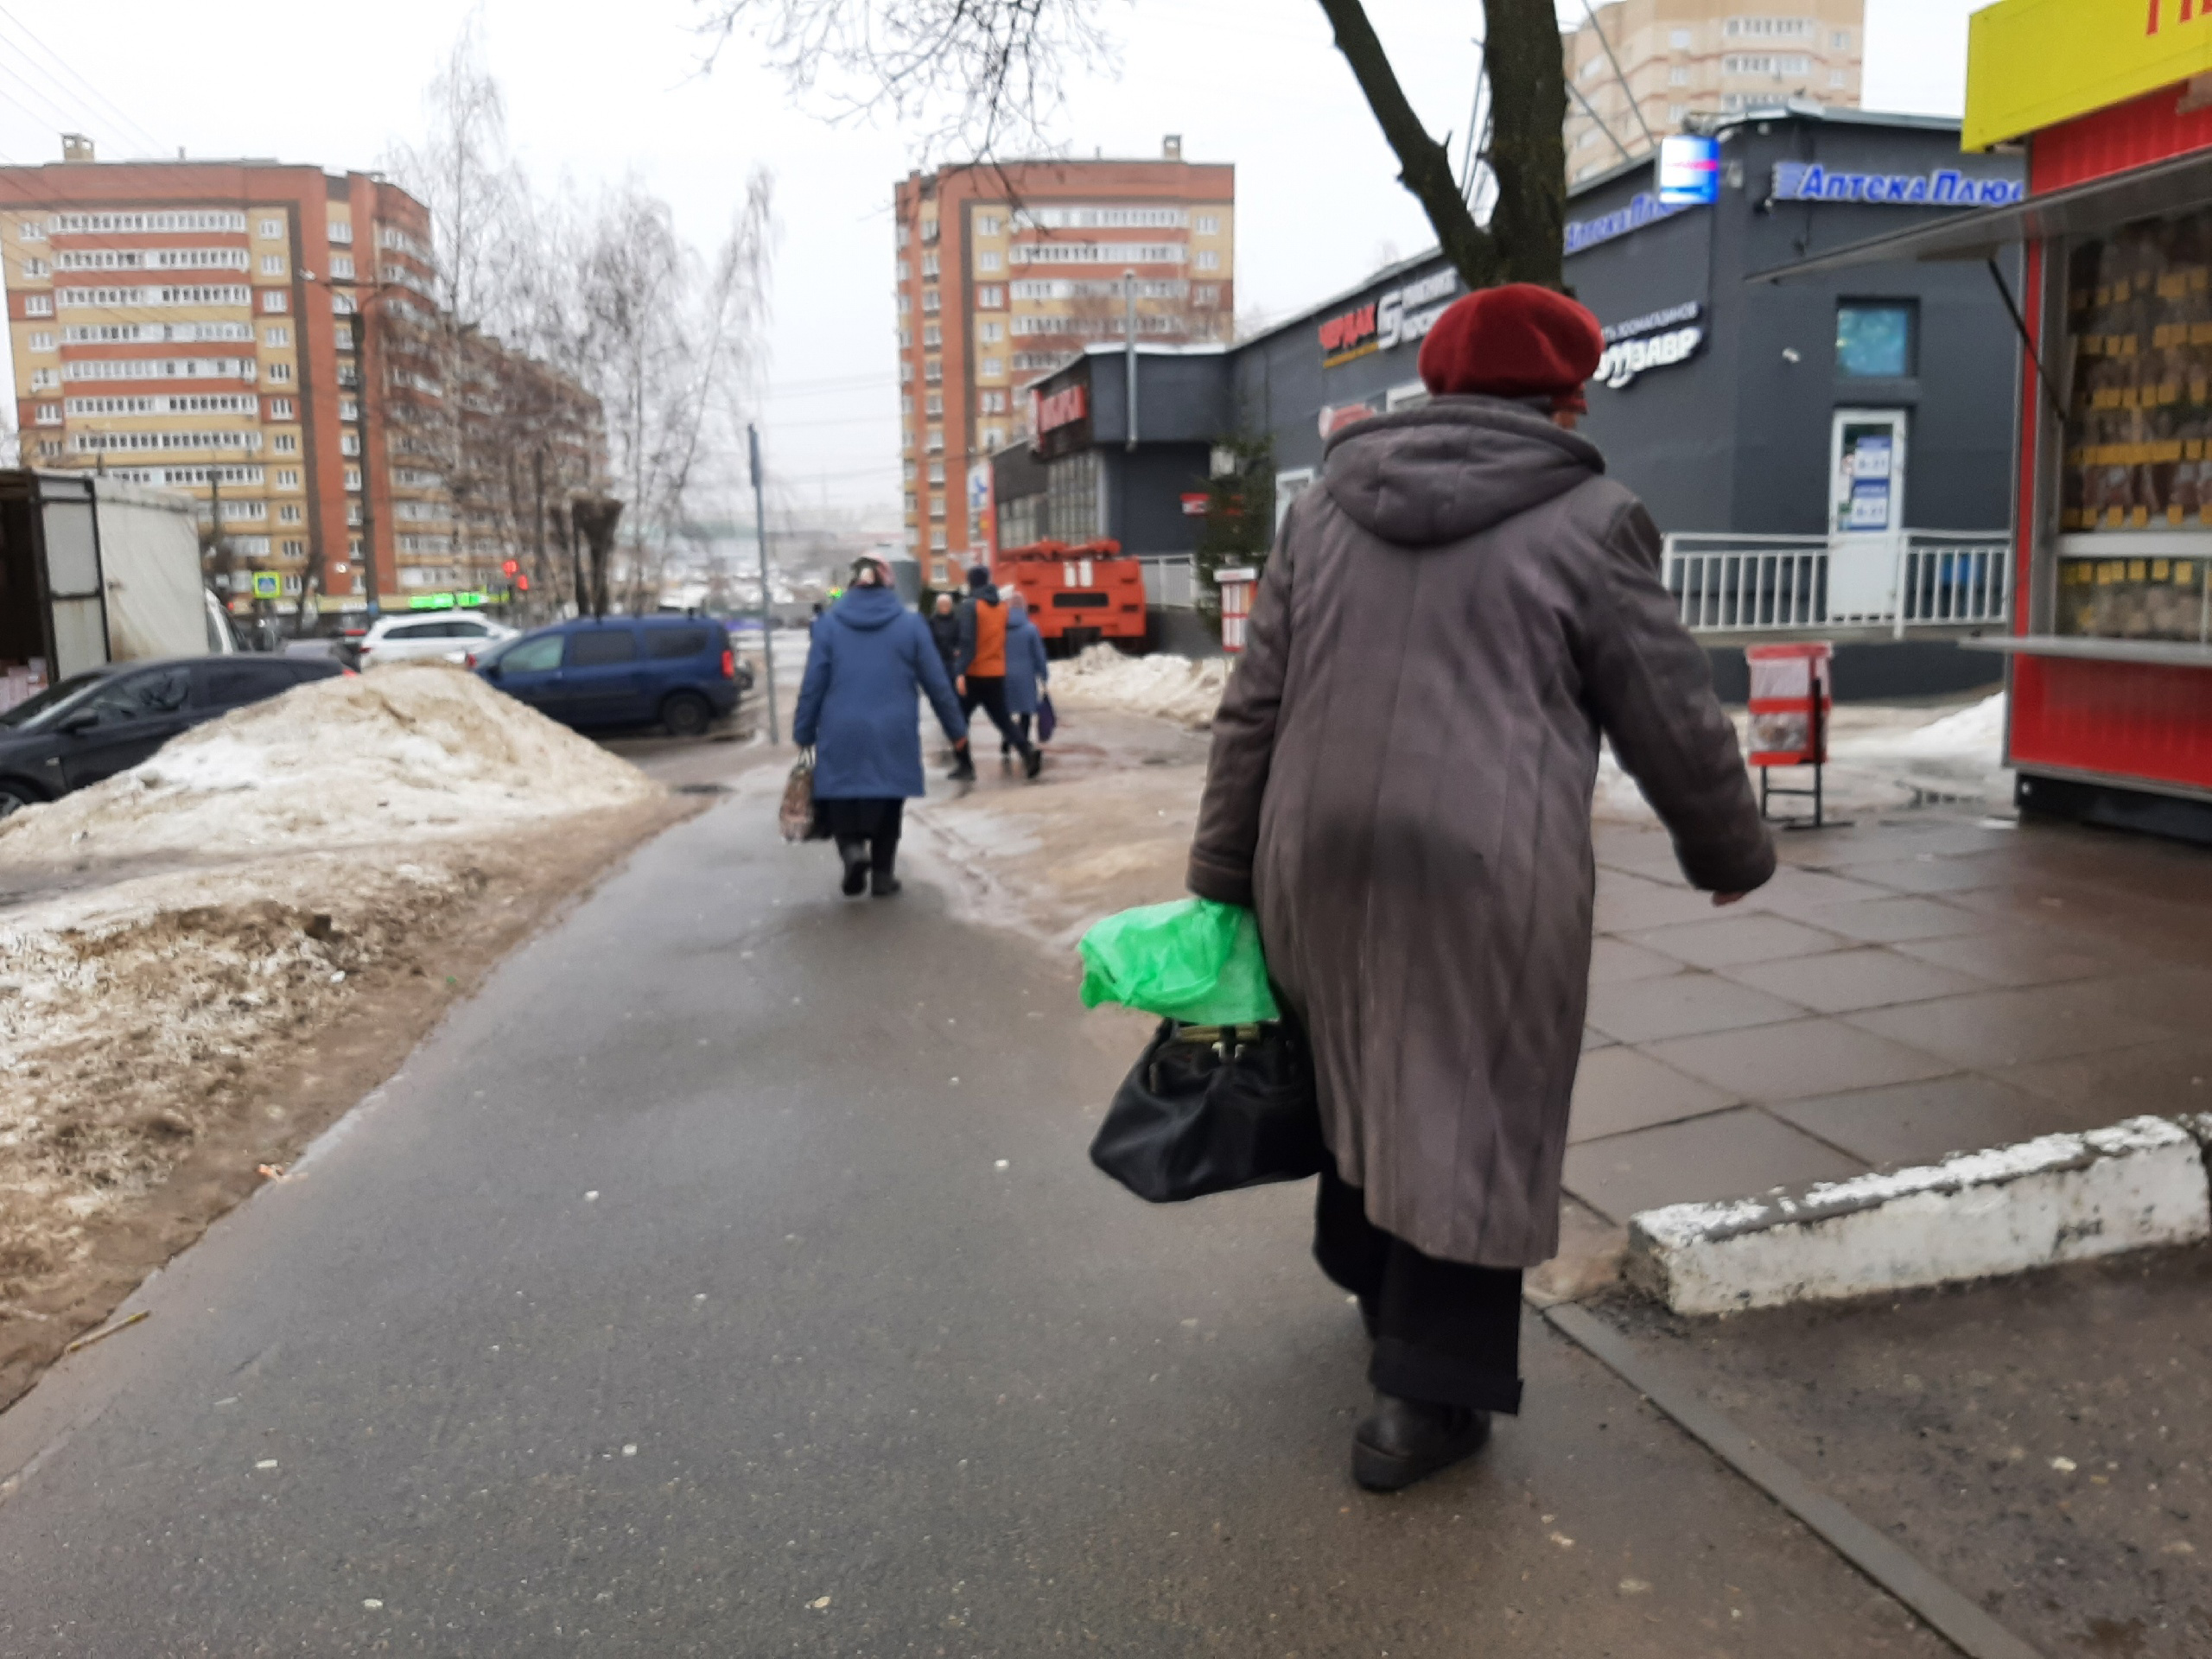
0, 654, 345, 818
474, 615, 740, 737
358, 611, 516, 668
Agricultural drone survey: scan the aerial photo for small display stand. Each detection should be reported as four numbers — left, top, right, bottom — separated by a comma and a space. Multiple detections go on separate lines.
1216, 567, 1258, 653
1746, 642, 1835, 829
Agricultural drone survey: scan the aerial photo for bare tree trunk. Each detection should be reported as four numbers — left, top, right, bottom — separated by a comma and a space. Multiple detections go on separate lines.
572, 494, 624, 620
1314, 0, 1497, 289
1484, 0, 1567, 289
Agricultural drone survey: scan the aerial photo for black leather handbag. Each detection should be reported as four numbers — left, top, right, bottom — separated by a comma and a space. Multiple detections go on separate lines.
1089, 1015, 1325, 1203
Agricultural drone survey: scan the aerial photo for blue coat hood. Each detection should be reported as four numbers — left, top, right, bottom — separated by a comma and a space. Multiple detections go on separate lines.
791, 591, 967, 799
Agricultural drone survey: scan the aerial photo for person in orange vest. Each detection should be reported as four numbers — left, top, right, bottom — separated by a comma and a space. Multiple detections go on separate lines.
950, 563, 1040, 781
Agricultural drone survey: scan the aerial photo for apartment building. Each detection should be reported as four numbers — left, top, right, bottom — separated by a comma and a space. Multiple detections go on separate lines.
891, 140, 1235, 585
450, 328, 604, 601
0, 138, 454, 611
1562, 2, 1865, 181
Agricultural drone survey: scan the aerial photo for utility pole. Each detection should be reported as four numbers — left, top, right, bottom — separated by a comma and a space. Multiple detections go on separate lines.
747, 421, 779, 745
1123, 269, 1139, 453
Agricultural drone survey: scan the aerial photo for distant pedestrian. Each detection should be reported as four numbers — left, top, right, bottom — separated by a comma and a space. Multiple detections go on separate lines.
950, 563, 1040, 781
1187, 284, 1775, 1491
929, 592, 961, 679
792, 556, 969, 898
1002, 591, 1051, 756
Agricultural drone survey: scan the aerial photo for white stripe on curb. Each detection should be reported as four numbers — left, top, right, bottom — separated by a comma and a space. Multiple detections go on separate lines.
1625, 1115, 2212, 1316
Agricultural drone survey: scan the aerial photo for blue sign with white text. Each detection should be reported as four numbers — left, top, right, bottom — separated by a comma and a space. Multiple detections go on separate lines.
1770, 163, 2024, 207
1657, 136, 1721, 207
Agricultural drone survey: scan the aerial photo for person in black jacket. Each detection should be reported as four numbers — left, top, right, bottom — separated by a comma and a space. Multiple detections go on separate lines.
928, 593, 961, 679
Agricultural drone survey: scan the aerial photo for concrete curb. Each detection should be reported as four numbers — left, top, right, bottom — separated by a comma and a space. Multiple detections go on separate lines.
1625, 1115, 2212, 1316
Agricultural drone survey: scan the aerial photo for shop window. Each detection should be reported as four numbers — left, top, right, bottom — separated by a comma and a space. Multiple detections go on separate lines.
2055, 207, 2212, 643
1835, 302, 1915, 378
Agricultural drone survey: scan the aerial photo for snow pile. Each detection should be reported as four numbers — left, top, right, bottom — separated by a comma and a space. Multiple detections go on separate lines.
0, 662, 656, 866
1884, 690, 2006, 760
1053, 645, 1230, 730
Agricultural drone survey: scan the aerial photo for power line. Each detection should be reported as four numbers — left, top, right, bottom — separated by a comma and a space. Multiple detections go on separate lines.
1580, 0, 1658, 156
0, 7, 168, 157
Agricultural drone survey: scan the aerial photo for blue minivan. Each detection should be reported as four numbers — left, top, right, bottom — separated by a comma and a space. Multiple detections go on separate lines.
474, 615, 743, 736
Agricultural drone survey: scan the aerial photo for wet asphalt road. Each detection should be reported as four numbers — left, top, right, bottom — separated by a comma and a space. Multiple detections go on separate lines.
0, 768, 1953, 1656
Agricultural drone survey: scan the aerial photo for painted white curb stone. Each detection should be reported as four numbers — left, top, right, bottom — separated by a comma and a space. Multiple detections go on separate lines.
1625, 1116, 2212, 1316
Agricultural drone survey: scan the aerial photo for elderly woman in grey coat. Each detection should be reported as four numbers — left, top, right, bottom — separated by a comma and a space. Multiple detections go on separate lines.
1187, 284, 1774, 1491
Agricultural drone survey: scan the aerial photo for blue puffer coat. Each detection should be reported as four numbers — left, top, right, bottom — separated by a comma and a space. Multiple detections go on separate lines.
1005, 611, 1051, 716
793, 586, 967, 799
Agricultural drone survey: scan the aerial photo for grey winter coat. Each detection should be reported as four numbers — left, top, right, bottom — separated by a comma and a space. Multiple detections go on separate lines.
1186, 397, 1774, 1268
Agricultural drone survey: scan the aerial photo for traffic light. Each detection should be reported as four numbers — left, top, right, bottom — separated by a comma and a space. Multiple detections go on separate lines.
501, 558, 519, 577
516, 574, 531, 592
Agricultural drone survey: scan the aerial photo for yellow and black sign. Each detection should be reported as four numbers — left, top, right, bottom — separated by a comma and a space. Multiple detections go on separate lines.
1967, 0, 2212, 150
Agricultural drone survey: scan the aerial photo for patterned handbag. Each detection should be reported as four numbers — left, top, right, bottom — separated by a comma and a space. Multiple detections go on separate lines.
779, 749, 830, 842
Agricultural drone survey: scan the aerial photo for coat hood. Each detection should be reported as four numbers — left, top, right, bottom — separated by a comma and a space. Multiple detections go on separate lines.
1321, 397, 1603, 549
835, 585, 906, 631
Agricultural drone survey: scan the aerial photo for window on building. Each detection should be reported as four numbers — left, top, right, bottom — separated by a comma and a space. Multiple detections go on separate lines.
32, 402, 59, 425
341, 431, 361, 455
345, 466, 362, 491
282, 538, 305, 556
896, 224, 911, 249
265, 361, 292, 384
1669, 66, 1688, 86
925, 392, 944, 416
931, 528, 948, 550
27, 329, 52, 351
1831, 29, 1850, 48
923, 323, 942, 347
279, 503, 302, 524
978, 250, 1002, 272
921, 217, 938, 243
905, 491, 918, 516
262, 289, 288, 314
902, 459, 917, 481
340, 397, 358, 421
274, 432, 299, 454
900, 393, 914, 415
982, 425, 1003, 451
29, 366, 55, 390
977, 213, 1001, 237
1835, 302, 1915, 378
18, 220, 41, 240
1194, 249, 1219, 271
263, 325, 290, 346
1668, 103, 1687, 122
1194, 213, 1219, 236
24, 294, 50, 316
928, 460, 946, 484
980, 321, 1002, 343
977, 284, 1004, 308
921, 251, 939, 277
257, 216, 283, 239
276, 468, 301, 488
20, 256, 47, 277
269, 397, 294, 419
330, 254, 354, 279
922, 289, 940, 314
260, 254, 284, 276
898, 294, 912, 316
1830, 70, 1847, 88
982, 358, 1002, 378
981, 390, 1005, 413
1669, 27, 1692, 48
896, 260, 911, 283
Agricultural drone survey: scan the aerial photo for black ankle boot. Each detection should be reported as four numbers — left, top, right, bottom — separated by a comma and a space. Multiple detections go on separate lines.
1351, 1391, 1491, 1492
870, 868, 901, 898
839, 850, 868, 896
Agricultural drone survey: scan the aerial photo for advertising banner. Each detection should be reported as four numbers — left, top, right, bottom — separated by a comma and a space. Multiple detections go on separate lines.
1966, 0, 2212, 150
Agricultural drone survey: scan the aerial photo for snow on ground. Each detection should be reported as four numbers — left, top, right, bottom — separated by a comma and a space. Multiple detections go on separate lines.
1052, 645, 1230, 731
0, 664, 659, 1313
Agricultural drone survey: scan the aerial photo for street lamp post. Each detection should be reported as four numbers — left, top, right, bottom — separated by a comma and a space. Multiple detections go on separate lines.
748, 422, 779, 745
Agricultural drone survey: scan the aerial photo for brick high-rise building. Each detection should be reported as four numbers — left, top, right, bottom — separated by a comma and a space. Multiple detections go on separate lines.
0, 139, 455, 612
892, 140, 1235, 585
1562, 1, 1865, 183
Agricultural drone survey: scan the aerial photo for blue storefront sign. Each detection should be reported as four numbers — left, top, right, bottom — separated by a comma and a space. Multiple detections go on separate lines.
1565, 191, 1688, 257
1770, 162, 2026, 207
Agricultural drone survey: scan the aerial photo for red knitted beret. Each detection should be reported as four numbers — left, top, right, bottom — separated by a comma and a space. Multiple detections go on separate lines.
1417, 283, 1605, 407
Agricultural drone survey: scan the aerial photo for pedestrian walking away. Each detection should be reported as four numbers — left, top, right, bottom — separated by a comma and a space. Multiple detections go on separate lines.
1002, 591, 1052, 756
792, 556, 970, 897
1187, 283, 1775, 1492
950, 563, 1041, 780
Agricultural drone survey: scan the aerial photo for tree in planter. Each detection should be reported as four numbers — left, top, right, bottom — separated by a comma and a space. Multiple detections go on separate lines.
1191, 436, 1275, 639
696, 0, 1568, 295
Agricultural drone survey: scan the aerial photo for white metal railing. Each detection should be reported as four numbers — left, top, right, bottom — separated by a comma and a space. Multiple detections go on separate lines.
1140, 553, 1198, 609
1662, 531, 2011, 638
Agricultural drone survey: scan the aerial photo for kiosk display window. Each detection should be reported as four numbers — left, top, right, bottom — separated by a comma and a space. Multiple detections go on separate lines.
2058, 207, 2212, 642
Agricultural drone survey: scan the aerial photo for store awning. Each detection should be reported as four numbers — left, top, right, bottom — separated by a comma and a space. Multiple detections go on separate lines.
1747, 144, 2212, 283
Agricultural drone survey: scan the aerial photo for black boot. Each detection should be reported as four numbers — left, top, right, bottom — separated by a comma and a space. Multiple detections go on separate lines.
1021, 744, 1043, 780
948, 752, 976, 782
1351, 1391, 1491, 1492
871, 867, 902, 898
838, 844, 868, 896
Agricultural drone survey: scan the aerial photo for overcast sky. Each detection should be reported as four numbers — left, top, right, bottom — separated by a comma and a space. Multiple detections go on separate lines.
3, 0, 1988, 524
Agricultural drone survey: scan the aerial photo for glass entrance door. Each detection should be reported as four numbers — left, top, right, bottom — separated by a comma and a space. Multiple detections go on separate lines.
1831, 410, 1908, 534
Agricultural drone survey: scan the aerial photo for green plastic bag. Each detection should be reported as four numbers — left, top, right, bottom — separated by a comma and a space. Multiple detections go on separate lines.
1077, 899, 1281, 1026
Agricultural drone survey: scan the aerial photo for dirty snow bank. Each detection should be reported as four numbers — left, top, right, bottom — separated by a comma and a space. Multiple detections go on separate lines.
0, 664, 660, 1313
0, 662, 655, 868
1052, 645, 1230, 731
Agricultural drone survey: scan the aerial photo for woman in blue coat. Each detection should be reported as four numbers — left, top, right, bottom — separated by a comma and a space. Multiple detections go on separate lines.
792, 559, 969, 896
1001, 592, 1052, 758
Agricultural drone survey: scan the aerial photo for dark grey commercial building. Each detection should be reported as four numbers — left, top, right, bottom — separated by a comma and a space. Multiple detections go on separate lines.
995, 106, 2029, 689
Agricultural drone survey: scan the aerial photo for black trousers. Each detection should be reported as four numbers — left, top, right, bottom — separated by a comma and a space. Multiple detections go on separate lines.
1005, 710, 1033, 750
823, 797, 903, 875
960, 677, 1028, 752
1313, 1154, 1525, 1414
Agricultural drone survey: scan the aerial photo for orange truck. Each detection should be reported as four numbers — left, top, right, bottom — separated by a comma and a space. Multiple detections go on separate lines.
993, 539, 1148, 655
